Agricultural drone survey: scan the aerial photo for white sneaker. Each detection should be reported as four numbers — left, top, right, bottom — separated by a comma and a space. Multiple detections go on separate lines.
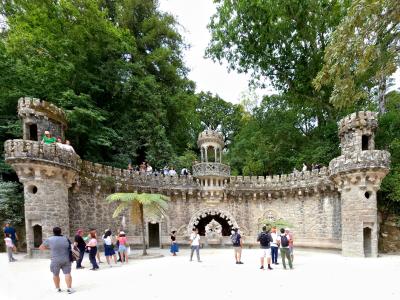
67, 288, 75, 294
56, 288, 62, 293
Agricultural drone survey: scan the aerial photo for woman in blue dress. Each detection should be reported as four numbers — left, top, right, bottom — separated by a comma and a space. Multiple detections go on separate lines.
170, 231, 179, 256
102, 229, 117, 266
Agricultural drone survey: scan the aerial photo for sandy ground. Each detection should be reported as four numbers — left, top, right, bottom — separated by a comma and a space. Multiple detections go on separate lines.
1, 248, 400, 300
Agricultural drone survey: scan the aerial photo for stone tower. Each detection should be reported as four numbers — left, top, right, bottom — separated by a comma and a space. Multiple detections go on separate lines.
329, 111, 390, 257
192, 129, 230, 201
4, 98, 80, 256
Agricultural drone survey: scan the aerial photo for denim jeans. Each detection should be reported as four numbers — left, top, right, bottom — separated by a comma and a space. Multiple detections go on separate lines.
89, 246, 99, 269
271, 246, 279, 263
190, 245, 200, 261
76, 248, 85, 268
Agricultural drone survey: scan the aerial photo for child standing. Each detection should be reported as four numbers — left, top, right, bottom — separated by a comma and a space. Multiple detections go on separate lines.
4, 233, 17, 262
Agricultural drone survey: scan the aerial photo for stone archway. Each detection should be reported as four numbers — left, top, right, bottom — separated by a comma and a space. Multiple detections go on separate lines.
187, 208, 238, 236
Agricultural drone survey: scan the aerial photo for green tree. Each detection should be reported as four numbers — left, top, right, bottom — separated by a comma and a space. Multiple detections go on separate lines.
0, 181, 24, 226
376, 91, 400, 215
226, 95, 340, 176
314, 0, 400, 112
196, 91, 244, 145
0, 0, 197, 170
206, 0, 351, 121
106, 192, 169, 255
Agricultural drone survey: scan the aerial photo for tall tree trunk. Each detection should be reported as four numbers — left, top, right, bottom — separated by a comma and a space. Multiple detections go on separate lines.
140, 204, 147, 255
378, 75, 387, 115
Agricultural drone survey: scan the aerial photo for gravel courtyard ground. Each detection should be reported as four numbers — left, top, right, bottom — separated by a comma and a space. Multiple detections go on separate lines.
1, 248, 400, 300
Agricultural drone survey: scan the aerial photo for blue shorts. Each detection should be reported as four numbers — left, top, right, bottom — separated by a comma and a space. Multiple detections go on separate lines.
119, 245, 127, 253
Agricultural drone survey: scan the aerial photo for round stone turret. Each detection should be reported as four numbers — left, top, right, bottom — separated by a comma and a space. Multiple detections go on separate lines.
193, 129, 230, 192
4, 98, 77, 257
338, 111, 378, 154
18, 97, 67, 142
329, 111, 390, 257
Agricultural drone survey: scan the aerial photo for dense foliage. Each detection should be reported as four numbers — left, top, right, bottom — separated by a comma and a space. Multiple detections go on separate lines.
0, 0, 198, 170
207, 0, 399, 210
314, 0, 400, 112
0, 181, 24, 225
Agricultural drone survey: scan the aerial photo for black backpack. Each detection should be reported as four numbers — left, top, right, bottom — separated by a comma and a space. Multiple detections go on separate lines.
231, 233, 240, 246
258, 232, 271, 247
280, 234, 289, 247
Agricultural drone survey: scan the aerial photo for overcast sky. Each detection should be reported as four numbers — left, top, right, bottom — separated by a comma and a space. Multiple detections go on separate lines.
159, 0, 400, 104
158, 0, 271, 104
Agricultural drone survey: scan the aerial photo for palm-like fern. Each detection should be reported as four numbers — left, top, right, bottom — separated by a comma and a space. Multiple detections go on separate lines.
106, 193, 170, 255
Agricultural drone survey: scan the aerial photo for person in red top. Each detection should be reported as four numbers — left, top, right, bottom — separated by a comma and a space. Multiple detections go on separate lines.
118, 231, 129, 263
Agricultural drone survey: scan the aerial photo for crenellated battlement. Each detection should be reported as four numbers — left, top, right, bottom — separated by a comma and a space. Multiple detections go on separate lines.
329, 150, 390, 178
18, 97, 67, 126
226, 167, 333, 193
79, 160, 200, 190
338, 111, 378, 137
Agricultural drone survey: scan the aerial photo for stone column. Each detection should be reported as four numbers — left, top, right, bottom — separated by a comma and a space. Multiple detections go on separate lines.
16, 163, 77, 256
214, 147, 217, 163
336, 171, 386, 257
4, 139, 79, 257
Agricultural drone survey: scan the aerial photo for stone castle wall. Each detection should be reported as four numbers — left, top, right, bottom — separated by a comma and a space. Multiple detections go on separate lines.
65, 159, 342, 248
3, 99, 391, 257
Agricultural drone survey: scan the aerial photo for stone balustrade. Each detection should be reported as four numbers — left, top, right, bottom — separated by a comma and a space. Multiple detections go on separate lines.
329, 150, 390, 176
4, 139, 81, 170
192, 162, 231, 177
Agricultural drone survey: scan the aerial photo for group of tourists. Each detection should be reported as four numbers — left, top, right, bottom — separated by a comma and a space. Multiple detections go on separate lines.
41, 130, 75, 152
4, 222, 294, 294
128, 161, 189, 177
36, 226, 131, 294
183, 225, 294, 270
256, 226, 294, 270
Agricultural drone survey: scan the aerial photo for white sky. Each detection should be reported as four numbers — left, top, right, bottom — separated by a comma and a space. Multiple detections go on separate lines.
158, 0, 400, 103
158, 0, 272, 104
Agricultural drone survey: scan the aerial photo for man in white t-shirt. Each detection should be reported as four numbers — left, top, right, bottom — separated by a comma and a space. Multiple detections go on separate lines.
270, 226, 279, 265
189, 228, 201, 262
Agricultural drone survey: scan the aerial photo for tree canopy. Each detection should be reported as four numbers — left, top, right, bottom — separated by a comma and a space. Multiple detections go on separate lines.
314, 0, 400, 111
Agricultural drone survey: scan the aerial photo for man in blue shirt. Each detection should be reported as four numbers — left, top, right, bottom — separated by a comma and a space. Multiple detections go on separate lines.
3, 222, 18, 252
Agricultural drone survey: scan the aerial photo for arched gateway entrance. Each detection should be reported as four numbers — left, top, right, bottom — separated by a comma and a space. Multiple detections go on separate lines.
187, 208, 238, 237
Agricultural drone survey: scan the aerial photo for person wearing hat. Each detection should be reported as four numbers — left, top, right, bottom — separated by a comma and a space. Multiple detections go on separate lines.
41, 130, 56, 144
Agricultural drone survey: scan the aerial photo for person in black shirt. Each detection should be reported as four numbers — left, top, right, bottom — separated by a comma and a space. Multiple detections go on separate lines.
74, 229, 86, 269
257, 226, 273, 270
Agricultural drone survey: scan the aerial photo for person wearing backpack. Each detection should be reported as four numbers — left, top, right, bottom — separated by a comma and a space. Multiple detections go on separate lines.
277, 228, 293, 269
256, 226, 273, 270
231, 228, 243, 264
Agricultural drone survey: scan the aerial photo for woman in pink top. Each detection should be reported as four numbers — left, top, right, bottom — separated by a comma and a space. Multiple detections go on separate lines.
118, 231, 128, 263
86, 230, 99, 270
